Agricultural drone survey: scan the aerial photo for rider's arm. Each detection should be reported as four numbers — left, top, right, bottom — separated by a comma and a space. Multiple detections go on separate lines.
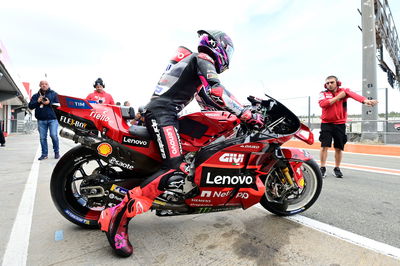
196, 53, 244, 116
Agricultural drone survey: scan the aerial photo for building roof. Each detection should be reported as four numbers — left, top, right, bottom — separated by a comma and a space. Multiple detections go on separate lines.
0, 40, 29, 106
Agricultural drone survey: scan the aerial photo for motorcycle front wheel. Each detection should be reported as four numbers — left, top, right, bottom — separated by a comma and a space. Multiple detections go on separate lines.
259, 158, 322, 216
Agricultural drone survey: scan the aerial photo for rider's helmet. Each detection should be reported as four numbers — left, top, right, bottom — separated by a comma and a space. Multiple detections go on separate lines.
197, 30, 234, 74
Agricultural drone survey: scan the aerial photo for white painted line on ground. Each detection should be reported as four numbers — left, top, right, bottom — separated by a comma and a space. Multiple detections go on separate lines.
2, 146, 41, 266
319, 149, 400, 159
255, 204, 400, 260
320, 161, 400, 176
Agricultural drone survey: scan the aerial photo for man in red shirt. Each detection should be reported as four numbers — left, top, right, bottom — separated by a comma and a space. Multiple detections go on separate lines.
86, 78, 115, 105
318, 75, 378, 178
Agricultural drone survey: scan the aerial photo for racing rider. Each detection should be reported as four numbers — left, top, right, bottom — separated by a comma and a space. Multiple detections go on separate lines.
98, 30, 265, 257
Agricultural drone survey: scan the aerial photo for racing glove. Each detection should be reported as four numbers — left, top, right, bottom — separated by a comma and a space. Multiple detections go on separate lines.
240, 108, 265, 128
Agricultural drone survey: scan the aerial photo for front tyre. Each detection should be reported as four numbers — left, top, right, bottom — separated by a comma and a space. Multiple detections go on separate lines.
259, 159, 322, 216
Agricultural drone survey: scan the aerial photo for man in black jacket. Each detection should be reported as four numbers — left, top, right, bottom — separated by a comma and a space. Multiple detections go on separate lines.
28, 80, 60, 160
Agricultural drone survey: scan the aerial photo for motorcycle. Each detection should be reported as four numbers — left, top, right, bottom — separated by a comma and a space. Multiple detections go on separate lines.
50, 94, 322, 229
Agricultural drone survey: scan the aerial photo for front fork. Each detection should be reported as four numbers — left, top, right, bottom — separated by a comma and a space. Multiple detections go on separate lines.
273, 147, 306, 189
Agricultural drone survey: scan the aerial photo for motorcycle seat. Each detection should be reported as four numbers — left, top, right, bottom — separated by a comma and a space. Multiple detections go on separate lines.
129, 125, 152, 140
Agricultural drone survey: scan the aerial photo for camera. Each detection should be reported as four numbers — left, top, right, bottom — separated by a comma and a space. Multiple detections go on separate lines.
41, 97, 48, 102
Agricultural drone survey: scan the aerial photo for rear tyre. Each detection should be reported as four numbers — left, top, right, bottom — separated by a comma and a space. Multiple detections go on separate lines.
50, 145, 110, 229
259, 159, 322, 216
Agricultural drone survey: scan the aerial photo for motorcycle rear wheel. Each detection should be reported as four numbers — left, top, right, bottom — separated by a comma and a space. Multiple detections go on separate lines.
50, 145, 114, 229
259, 159, 322, 216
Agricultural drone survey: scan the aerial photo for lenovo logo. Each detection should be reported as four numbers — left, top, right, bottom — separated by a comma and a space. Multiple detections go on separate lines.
219, 153, 244, 163
200, 167, 256, 188
205, 173, 253, 185
122, 136, 149, 147
163, 126, 180, 158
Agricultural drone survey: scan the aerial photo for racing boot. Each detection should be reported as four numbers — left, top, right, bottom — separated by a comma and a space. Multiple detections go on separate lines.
98, 187, 153, 257
165, 162, 190, 193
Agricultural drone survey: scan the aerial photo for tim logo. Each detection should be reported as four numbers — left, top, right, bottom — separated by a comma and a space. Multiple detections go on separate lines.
66, 98, 91, 109
219, 153, 244, 163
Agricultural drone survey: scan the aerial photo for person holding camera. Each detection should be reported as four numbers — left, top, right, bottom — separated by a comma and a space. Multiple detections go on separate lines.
86, 78, 115, 105
28, 80, 60, 160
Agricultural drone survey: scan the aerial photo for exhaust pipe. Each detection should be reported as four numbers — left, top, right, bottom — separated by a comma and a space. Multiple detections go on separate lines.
59, 127, 101, 146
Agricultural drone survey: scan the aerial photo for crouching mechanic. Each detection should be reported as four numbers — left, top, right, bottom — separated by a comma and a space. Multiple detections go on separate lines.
98, 30, 265, 257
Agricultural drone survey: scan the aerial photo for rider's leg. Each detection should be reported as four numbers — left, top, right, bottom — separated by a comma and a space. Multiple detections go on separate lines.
98, 111, 188, 257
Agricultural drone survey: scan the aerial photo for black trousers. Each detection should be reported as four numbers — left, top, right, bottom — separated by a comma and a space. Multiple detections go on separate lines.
0, 127, 5, 144
137, 109, 185, 196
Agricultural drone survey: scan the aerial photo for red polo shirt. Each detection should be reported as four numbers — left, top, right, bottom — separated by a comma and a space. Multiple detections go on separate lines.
86, 90, 115, 105
318, 88, 366, 124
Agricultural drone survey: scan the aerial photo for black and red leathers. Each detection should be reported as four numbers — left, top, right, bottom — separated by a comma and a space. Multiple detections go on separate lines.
98, 46, 249, 257
141, 46, 247, 199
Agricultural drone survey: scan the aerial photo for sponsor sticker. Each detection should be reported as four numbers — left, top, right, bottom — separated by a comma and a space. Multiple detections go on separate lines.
163, 126, 180, 158
59, 116, 88, 129
219, 153, 244, 164
97, 143, 112, 157
200, 167, 255, 188
200, 190, 249, 199
66, 98, 92, 109
65, 209, 90, 224
122, 136, 149, 147
109, 157, 134, 170
238, 144, 262, 151
90, 110, 110, 122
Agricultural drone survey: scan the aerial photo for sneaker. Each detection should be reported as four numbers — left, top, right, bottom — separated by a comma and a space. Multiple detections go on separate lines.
333, 167, 343, 178
320, 167, 327, 178
0, 143, 5, 147
38, 155, 48, 161
55, 152, 60, 159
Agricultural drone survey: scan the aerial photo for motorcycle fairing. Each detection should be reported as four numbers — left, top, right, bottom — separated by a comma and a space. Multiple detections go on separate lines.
186, 169, 265, 210
281, 147, 312, 162
178, 111, 240, 150
56, 111, 98, 134
187, 143, 267, 209
294, 123, 314, 145
89, 140, 162, 176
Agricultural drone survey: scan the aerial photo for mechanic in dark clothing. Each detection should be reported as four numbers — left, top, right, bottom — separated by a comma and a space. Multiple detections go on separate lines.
28, 80, 60, 160
98, 30, 265, 257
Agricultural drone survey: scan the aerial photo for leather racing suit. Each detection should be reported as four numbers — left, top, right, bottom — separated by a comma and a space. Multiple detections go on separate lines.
98, 46, 247, 257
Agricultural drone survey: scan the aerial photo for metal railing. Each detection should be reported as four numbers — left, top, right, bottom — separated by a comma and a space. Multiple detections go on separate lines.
1, 119, 37, 134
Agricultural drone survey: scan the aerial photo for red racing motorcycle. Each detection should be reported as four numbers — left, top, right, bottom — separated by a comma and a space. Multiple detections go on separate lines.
50, 94, 322, 228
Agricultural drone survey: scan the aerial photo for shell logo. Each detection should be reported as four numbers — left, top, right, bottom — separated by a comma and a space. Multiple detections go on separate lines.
97, 143, 112, 157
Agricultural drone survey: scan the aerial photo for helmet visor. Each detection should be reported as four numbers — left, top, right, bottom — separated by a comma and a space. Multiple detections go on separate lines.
225, 44, 234, 62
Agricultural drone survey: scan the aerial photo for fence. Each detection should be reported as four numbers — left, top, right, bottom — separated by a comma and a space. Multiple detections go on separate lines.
278, 87, 400, 144
1, 119, 37, 134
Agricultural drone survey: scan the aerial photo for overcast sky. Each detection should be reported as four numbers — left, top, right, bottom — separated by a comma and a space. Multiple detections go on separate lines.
1, 0, 400, 115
